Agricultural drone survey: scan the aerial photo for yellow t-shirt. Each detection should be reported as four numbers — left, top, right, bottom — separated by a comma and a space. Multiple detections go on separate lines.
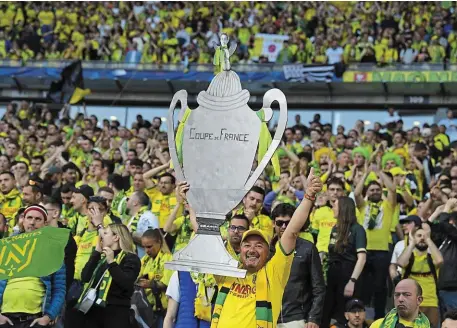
371, 318, 414, 328
215, 241, 294, 328
139, 251, 174, 310
311, 206, 336, 253
357, 200, 394, 251
2, 277, 45, 314
408, 252, 438, 307
74, 230, 99, 280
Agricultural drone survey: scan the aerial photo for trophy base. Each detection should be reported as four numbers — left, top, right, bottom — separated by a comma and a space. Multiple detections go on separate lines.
165, 234, 247, 278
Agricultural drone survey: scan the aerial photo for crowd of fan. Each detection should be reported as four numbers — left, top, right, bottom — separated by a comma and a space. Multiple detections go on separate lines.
0, 100, 457, 328
1, 2, 457, 65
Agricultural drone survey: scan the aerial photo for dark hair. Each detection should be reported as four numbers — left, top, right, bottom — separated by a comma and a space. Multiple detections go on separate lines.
327, 177, 345, 189
281, 170, 291, 177
62, 162, 77, 173
130, 158, 143, 167
271, 203, 295, 221
88, 196, 108, 210
414, 142, 427, 152
364, 181, 382, 196
142, 228, 162, 245
248, 186, 266, 198
444, 309, 457, 321
128, 149, 138, 156
159, 172, 176, 185
0, 213, 6, 225
28, 135, 38, 142
135, 191, 150, 207
108, 174, 125, 191
60, 183, 74, 193
334, 197, 357, 253
230, 214, 250, 228
102, 159, 114, 175
0, 171, 14, 179
98, 186, 114, 195
298, 152, 312, 162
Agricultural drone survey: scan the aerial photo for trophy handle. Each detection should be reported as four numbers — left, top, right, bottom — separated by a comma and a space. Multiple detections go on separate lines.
245, 88, 288, 191
168, 89, 189, 182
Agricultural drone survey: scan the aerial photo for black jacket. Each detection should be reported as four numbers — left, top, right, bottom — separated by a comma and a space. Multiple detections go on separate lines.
81, 250, 141, 307
64, 228, 77, 292
272, 237, 326, 324
437, 213, 457, 291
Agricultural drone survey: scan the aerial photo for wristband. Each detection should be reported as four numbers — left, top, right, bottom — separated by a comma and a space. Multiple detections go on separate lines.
350, 277, 357, 283
96, 224, 104, 231
304, 193, 316, 202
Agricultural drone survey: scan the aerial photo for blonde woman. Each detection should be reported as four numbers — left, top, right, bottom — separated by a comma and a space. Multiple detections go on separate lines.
71, 224, 141, 328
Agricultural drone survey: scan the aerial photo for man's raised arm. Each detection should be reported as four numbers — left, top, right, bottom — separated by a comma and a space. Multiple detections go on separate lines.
281, 168, 323, 254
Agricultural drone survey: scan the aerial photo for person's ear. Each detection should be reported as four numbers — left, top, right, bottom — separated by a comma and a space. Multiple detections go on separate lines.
417, 295, 423, 306
344, 313, 349, 321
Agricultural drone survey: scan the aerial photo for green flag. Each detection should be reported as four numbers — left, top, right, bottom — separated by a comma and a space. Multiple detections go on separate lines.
0, 227, 69, 280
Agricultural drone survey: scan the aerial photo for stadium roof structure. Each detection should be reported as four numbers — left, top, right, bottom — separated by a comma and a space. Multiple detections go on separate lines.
0, 61, 455, 112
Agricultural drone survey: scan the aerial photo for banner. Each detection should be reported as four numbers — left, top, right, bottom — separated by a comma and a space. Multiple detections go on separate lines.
253, 33, 289, 62
284, 64, 335, 82
0, 227, 69, 280
343, 70, 457, 82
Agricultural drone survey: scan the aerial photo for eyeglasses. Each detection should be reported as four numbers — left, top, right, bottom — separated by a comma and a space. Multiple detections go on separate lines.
229, 225, 247, 233
275, 220, 290, 227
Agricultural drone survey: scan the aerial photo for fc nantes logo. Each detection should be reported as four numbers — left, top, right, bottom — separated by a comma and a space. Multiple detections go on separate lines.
0, 235, 39, 277
0, 227, 69, 281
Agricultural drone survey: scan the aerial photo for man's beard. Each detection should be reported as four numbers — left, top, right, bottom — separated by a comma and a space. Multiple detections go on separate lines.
416, 243, 428, 252
125, 208, 130, 216
368, 194, 382, 203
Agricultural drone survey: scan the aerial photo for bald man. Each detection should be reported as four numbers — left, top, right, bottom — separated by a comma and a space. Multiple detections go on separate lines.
370, 279, 431, 328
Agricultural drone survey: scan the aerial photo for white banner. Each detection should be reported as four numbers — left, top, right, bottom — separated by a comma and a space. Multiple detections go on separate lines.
254, 34, 289, 62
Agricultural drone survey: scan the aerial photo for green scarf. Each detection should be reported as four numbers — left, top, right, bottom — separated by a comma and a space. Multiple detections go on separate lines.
379, 308, 430, 328
77, 250, 126, 308
128, 206, 148, 233
211, 268, 273, 328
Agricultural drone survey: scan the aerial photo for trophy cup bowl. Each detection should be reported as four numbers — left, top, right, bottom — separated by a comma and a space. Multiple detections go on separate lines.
165, 70, 288, 277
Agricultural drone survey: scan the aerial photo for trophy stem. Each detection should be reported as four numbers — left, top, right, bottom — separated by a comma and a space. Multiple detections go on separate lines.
164, 217, 247, 278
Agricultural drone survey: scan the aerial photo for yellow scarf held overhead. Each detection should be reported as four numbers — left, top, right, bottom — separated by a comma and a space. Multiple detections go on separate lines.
257, 108, 280, 177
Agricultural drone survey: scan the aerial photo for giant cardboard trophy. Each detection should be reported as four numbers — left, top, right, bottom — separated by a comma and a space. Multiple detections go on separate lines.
165, 34, 288, 277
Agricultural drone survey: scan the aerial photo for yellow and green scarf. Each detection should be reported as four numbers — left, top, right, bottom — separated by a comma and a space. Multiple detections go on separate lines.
77, 250, 126, 308
128, 206, 148, 233
379, 308, 430, 328
190, 272, 217, 321
367, 201, 382, 230
211, 268, 273, 328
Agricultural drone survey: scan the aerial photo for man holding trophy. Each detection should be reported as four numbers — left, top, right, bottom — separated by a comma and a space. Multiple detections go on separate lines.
164, 32, 305, 327
211, 169, 322, 328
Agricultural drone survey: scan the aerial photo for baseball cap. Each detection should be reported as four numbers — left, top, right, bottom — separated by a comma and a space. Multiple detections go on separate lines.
399, 215, 422, 227
48, 166, 62, 175
71, 184, 94, 200
241, 228, 271, 246
345, 299, 365, 312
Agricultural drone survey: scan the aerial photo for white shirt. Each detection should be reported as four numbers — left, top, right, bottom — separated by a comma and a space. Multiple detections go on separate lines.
325, 47, 343, 64
166, 271, 180, 303
391, 240, 405, 275
128, 210, 159, 258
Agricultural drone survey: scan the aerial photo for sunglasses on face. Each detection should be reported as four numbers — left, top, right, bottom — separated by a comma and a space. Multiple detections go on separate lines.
229, 225, 247, 233
275, 220, 290, 227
